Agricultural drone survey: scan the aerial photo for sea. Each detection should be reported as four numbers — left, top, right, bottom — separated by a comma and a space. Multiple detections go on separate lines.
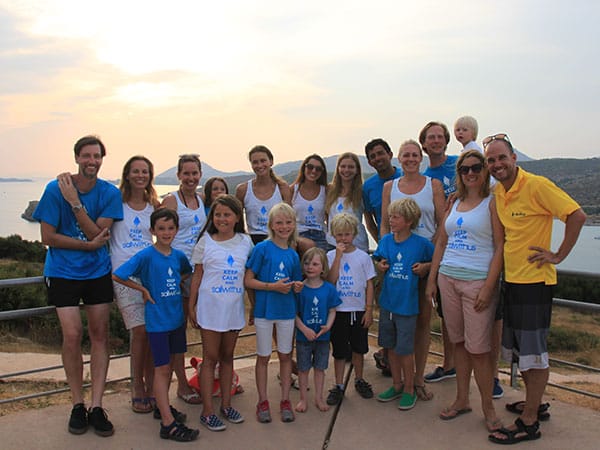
2, 179, 599, 274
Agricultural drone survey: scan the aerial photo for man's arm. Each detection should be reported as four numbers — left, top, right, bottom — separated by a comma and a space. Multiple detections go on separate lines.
40, 221, 110, 251
364, 211, 378, 243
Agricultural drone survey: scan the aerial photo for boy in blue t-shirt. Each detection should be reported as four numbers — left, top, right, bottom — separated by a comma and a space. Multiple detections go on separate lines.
295, 247, 341, 413
113, 209, 199, 442
373, 198, 434, 411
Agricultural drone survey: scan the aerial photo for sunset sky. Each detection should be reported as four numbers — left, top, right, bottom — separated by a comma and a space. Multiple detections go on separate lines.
1, 0, 598, 179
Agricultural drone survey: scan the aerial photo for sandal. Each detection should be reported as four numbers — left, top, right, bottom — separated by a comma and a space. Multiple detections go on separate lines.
160, 421, 199, 442
177, 391, 202, 405
488, 418, 541, 445
131, 397, 153, 414
154, 405, 187, 423
415, 385, 433, 401
505, 401, 550, 421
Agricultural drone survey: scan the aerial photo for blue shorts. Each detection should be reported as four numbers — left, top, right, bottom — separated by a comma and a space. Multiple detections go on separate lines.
296, 340, 330, 372
377, 309, 417, 356
147, 323, 187, 367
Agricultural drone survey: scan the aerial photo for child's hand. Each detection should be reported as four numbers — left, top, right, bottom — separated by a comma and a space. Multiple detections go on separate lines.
315, 325, 330, 339
141, 288, 155, 304
411, 262, 428, 278
292, 281, 304, 293
303, 328, 318, 341
271, 277, 293, 294
189, 308, 200, 329
361, 309, 373, 328
248, 309, 255, 326
335, 242, 347, 256
376, 259, 389, 273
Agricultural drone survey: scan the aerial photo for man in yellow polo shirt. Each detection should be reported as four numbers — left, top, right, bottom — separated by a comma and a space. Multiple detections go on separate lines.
484, 134, 586, 445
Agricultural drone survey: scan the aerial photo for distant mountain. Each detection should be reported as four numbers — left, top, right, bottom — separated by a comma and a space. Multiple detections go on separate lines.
514, 148, 533, 162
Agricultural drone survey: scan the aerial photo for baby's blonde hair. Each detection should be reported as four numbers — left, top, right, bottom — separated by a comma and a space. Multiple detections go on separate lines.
267, 202, 298, 246
388, 198, 421, 231
302, 247, 329, 279
454, 115, 479, 140
330, 212, 358, 238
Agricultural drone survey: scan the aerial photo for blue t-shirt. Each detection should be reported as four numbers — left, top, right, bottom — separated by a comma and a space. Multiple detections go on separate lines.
245, 240, 302, 320
374, 233, 434, 315
296, 282, 341, 342
424, 155, 458, 198
114, 246, 192, 332
362, 167, 403, 238
33, 178, 123, 279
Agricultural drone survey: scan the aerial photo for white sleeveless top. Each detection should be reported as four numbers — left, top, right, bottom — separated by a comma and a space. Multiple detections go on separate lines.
170, 191, 207, 263
243, 180, 283, 235
191, 233, 253, 331
110, 202, 154, 271
441, 196, 494, 274
390, 176, 436, 240
293, 185, 326, 233
326, 197, 369, 252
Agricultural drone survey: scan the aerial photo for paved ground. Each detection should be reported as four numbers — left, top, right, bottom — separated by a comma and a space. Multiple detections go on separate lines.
1, 351, 600, 449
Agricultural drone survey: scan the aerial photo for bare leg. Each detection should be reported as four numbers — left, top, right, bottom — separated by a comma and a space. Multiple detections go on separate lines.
351, 352, 364, 380
470, 350, 498, 427
386, 350, 404, 392
333, 358, 346, 385
279, 351, 292, 402
56, 307, 85, 405
199, 329, 222, 417
314, 369, 329, 411
445, 342, 471, 412
440, 319, 455, 372
295, 370, 309, 412
85, 303, 111, 408
130, 325, 148, 399
154, 363, 175, 426
491, 319, 502, 379
218, 331, 239, 410
399, 353, 415, 394
256, 355, 270, 403
414, 280, 431, 385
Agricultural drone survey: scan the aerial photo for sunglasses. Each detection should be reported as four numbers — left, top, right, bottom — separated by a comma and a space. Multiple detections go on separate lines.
458, 163, 484, 175
482, 133, 511, 149
305, 163, 324, 173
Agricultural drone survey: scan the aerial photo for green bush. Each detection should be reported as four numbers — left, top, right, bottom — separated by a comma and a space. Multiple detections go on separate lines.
547, 326, 600, 353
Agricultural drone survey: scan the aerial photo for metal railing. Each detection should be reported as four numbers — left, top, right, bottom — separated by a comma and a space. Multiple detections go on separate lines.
1, 270, 599, 404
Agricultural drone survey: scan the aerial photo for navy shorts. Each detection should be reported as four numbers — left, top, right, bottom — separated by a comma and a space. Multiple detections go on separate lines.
46, 273, 113, 307
296, 340, 330, 371
330, 311, 369, 359
378, 309, 417, 356
147, 323, 187, 367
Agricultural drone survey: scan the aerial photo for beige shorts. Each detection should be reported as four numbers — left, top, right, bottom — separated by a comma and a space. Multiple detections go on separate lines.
113, 279, 145, 330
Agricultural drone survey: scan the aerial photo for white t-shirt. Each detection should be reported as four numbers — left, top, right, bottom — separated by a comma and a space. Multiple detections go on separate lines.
110, 202, 154, 271
326, 248, 376, 312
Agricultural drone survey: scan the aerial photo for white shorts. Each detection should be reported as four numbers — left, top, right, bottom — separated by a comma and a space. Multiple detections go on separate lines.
254, 318, 295, 356
113, 278, 145, 330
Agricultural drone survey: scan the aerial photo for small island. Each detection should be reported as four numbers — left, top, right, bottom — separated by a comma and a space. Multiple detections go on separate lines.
21, 201, 39, 222
0, 177, 33, 182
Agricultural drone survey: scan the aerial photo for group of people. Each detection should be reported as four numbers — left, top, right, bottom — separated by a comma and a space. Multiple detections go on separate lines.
33, 115, 586, 445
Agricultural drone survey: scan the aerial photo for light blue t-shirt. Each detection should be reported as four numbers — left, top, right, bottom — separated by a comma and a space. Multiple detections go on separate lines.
245, 240, 302, 320
424, 155, 458, 198
33, 178, 123, 279
296, 282, 341, 342
374, 233, 434, 315
362, 167, 403, 238
114, 246, 192, 332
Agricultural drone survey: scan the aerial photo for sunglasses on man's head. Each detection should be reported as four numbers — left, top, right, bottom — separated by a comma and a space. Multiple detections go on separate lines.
458, 163, 484, 175
482, 133, 511, 149
306, 163, 324, 173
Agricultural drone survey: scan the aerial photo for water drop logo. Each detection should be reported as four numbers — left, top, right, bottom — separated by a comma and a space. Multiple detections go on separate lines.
313, 296, 319, 306
279, 261, 285, 271
260, 206, 267, 215
336, 202, 343, 213
443, 176, 451, 187
457, 217, 464, 228
194, 215, 200, 224
227, 255, 235, 267
168, 267, 173, 277
343, 262, 351, 273
308, 205, 314, 213
133, 216, 141, 227
396, 252, 403, 262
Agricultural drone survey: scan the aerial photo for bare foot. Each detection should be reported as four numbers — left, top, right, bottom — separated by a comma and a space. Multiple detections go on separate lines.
315, 400, 330, 412
295, 400, 307, 413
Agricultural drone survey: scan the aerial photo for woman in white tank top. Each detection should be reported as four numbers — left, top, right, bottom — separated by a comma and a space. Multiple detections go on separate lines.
289, 154, 330, 250
235, 145, 291, 245
425, 150, 504, 430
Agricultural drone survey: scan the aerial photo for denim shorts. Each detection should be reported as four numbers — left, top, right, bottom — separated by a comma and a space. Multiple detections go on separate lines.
299, 229, 334, 252
377, 309, 417, 356
296, 340, 330, 371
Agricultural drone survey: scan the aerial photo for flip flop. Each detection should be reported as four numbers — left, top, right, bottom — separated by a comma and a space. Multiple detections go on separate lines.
177, 391, 202, 404
131, 397, 153, 413
439, 407, 473, 420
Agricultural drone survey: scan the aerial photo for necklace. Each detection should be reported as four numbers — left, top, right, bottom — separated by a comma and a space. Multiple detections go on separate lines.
178, 188, 197, 209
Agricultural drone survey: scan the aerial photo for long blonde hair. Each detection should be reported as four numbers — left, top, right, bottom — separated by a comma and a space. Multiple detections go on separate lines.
455, 150, 490, 200
325, 152, 363, 213
267, 203, 298, 247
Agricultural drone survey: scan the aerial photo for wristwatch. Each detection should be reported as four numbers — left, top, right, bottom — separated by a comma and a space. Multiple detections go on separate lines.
72, 203, 85, 214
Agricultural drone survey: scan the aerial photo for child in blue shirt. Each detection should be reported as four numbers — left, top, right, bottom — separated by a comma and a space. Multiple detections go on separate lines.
295, 247, 341, 413
374, 198, 434, 411
113, 208, 198, 442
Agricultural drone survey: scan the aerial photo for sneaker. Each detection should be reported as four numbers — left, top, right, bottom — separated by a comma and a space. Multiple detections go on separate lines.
354, 379, 374, 399
280, 400, 295, 423
326, 385, 344, 406
68, 403, 88, 435
493, 377, 504, 399
398, 390, 417, 410
256, 400, 272, 423
221, 406, 244, 424
200, 414, 226, 431
154, 405, 187, 423
424, 366, 456, 383
88, 406, 114, 437
377, 385, 403, 402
